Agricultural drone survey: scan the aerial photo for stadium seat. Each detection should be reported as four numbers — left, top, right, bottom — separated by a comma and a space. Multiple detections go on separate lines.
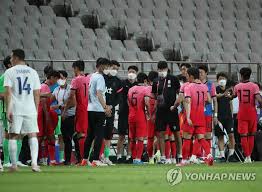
22, 38, 38, 50
124, 40, 140, 51
68, 17, 85, 28
37, 38, 53, 50
40, 6, 56, 16
52, 38, 68, 50
52, 28, 68, 39
108, 50, 124, 61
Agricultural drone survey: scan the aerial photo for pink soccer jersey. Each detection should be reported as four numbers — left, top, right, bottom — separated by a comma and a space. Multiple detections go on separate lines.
70, 75, 90, 112
179, 82, 190, 93
184, 82, 208, 126
38, 83, 51, 112
234, 81, 260, 121
128, 85, 148, 123
145, 86, 156, 115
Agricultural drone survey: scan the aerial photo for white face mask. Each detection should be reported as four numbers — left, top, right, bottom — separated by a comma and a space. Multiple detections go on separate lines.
158, 71, 167, 78
57, 79, 66, 86
179, 81, 184, 86
110, 70, 118, 76
103, 69, 110, 75
218, 79, 227, 87
128, 73, 137, 80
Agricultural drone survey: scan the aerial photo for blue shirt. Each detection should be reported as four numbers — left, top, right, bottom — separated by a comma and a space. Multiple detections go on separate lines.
88, 72, 106, 112
205, 81, 213, 116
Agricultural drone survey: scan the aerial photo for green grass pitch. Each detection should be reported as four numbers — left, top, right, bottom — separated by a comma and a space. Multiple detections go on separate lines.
1, 163, 262, 192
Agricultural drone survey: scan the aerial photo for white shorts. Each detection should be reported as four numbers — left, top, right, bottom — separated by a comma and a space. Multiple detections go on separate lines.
9, 115, 39, 134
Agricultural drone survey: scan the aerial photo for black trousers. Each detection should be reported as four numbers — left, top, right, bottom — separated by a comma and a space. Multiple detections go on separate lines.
61, 115, 80, 163
84, 111, 105, 160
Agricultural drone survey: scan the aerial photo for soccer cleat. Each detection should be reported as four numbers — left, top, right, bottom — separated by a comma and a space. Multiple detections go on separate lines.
148, 158, 155, 165
91, 160, 108, 167
133, 159, 144, 165
3, 162, 12, 168
49, 161, 57, 166
165, 159, 172, 164
80, 159, 88, 166
217, 157, 226, 163
154, 150, 161, 163
9, 165, 18, 172
205, 155, 214, 166
17, 161, 28, 167
189, 157, 202, 164
158, 158, 166, 164
125, 158, 133, 164
32, 165, 41, 172
102, 158, 115, 166
244, 157, 252, 164
0, 164, 3, 172
176, 159, 190, 167
228, 155, 238, 162
171, 158, 177, 164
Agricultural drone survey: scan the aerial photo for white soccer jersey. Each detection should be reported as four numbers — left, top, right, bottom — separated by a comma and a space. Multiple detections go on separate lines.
4, 64, 41, 116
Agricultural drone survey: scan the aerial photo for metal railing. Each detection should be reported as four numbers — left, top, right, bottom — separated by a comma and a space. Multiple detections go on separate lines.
1, 59, 261, 82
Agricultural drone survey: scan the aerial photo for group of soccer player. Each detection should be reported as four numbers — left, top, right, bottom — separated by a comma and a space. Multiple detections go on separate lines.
0, 48, 262, 172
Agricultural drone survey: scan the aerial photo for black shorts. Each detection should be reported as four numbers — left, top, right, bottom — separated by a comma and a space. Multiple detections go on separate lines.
155, 109, 180, 132
88, 111, 106, 137
118, 110, 128, 135
104, 108, 115, 140
215, 118, 234, 137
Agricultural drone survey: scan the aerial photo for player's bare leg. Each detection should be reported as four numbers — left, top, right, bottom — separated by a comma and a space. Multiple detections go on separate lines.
169, 134, 177, 164
116, 134, 125, 162
227, 133, 236, 161
174, 131, 182, 161
217, 135, 226, 162
158, 131, 166, 164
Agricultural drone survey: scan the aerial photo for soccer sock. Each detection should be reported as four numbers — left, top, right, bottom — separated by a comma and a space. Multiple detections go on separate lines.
207, 139, 212, 151
29, 137, 39, 166
136, 140, 144, 160
240, 136, 249, 157
248, 135, 255, 157
229, 149, 235, 156
182, 139, 191, 160
170, 141, 177, 159
44, 140, 49, 158
79, 137, 85, 159
192, 139, 201, 156
165, 139, 171, 159
9, 139, 17, 166
59, 150, 64, 162
198, 138, 211, 156
104, 146, 110, 159
48, 141, 55, 161
220, 151, 225, 158
3, 139, 10, 164
147, 137, 154, 158
130, 140, 136, 159
16, 139, 22, 162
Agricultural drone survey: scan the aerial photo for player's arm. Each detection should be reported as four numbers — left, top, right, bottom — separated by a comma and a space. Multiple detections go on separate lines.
97, 90, 111, 117
144, 96, 150, 119
40, 92, 52, 98
184, 97, 193, 126
212, 96, 218, 124
33, 89, 40, 111
5, 86, 12, 122
170, 93, 183, 111
62, 89, 76, 118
